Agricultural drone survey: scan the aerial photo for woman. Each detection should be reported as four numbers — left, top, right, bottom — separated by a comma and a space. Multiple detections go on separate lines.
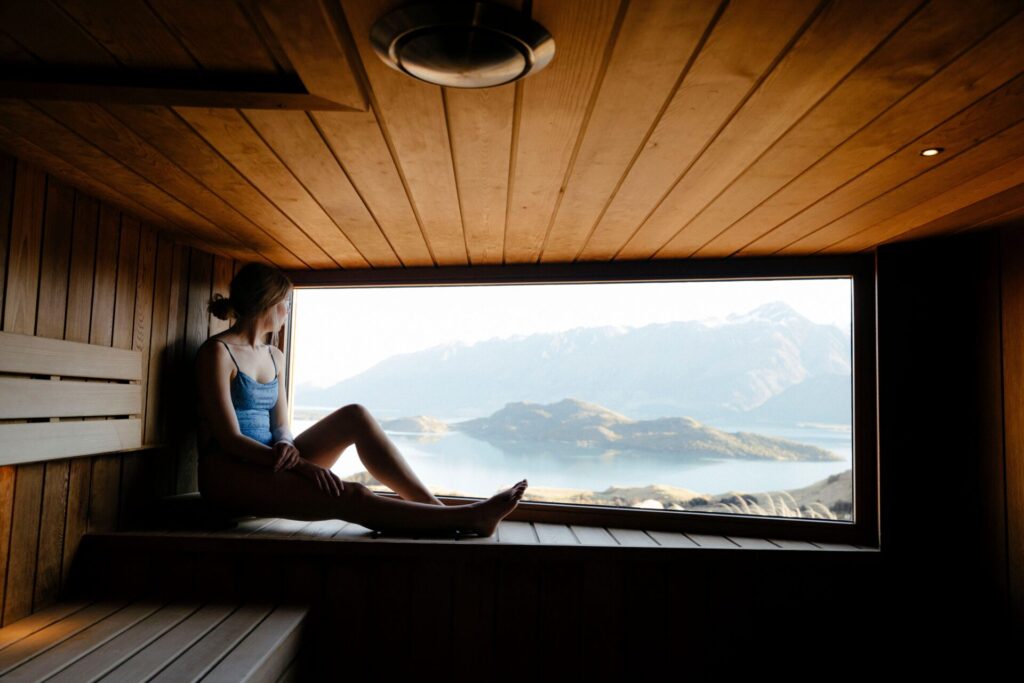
195, 262, 527, 537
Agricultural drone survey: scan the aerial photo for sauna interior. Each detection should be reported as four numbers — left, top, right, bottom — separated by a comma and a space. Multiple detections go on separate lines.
0, 0, 1022, 677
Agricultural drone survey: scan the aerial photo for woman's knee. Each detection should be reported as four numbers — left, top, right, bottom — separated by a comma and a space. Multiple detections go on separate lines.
338, 403, 372, 422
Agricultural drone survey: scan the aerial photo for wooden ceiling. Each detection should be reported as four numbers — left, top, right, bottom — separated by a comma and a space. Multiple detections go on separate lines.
1, 0, 1023, 269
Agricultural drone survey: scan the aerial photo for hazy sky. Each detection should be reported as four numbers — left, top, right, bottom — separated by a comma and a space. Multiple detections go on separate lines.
291, 278, 852, 388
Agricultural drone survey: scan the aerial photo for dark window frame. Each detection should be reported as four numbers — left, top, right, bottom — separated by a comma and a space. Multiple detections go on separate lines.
283, 253, 878, 548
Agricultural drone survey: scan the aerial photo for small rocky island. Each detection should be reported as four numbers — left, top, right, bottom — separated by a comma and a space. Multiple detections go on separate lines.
448, 398, 841, 461
378, 415, 449, 434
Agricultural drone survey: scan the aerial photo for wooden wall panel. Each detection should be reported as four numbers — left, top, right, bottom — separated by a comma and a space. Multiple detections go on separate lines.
0, 150, 240, 626
1001, 224, 1024, 634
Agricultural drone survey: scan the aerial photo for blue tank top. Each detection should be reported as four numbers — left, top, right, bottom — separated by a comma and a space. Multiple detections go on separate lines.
216, 339, 279, 447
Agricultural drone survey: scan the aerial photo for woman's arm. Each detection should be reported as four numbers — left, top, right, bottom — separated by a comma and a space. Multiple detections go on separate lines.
269, 346, 294, 446
195, 340, 278, 469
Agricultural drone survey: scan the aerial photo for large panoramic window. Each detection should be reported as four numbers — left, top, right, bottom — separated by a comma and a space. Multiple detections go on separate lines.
288, 276, 856, 523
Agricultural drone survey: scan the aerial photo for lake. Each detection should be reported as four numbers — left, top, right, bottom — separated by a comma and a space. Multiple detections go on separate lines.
292, 410, 853, 499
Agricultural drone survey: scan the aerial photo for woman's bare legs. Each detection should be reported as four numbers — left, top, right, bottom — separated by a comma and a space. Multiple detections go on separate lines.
293, 404, 453, 505
199, 449, 527, 537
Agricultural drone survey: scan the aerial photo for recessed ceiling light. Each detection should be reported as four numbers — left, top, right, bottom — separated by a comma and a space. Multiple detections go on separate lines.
920, 147, 944, 157
369, 1, 555, 88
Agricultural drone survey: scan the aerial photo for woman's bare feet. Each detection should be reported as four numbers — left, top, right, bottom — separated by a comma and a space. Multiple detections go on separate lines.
462, 479, 528, 537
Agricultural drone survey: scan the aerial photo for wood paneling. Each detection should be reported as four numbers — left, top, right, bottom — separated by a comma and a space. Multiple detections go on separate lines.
0, 151, 240, 627
0, 0, 1020, 267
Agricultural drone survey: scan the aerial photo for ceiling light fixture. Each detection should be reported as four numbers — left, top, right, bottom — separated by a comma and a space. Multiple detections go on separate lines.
920, 147, 944, 157
369, 1, 556, 88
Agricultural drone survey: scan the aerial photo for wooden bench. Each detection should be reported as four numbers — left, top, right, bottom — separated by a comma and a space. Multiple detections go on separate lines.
0, 598, 307, 682
0, 329, 144, 465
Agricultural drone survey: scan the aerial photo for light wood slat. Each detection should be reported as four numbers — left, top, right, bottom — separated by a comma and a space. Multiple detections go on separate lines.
241, 110, 398, 267
0, 600, 93, 652
97, 603, 236, 683
685, 533, 739, 549
252, 518, 314, 538
0, 601, 158, 681
299, 518, 351, 538
769, 538, 821, 550
626, 0, 920, 260
537, 0, 721, 262
102, 104, 311, 268
275, 656, 299, 683
734, 10, 1024, 255
46, 602, 200, 682
0, 419, 142, 466
0, 101, 229, 257
257, 0, 366, 111
232, 518, 279, 536
146, 0, 282, 74
0, 601, 130, 675
0, 378, 141, 419
503, 0, 622, 263
606, 528, 658, 547
0, 122, 183, 236
329, 521, 376, 540
200, 604, 307, 683
0, 329, 141, 380
443, 70, 516, 266
822, 141, 1024, 252
34, 101, 276, 261
174, 107, 364, 268
799, 74, 1024, 251
311, 110, 434, 266
579, 0, 819, 260
810, 542, 865, 551
53, 0, 197, 70
340, 0, 483, 265
569, 525, 618, 546
496, 520, 538, 544
896, 181, 1024, 243
725, 536, 782, 549
686, 0, 1018, 257
534, 522, 580, 545
644, 530, 701, 548
0, 0, 118, 67
148, 604, 273, 683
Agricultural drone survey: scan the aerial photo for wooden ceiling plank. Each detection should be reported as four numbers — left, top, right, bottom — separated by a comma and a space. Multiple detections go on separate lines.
0, 0, 117, 67
0, 32, 36, 65
813, 135, 1024, 252
505, 0, 622, 263
442, 0, 525, 266
0, 124, 176, 234
242, 109, 402, 267
759, 71, 1024, 253
340, 0, 471, 266
255, 0, 367, 111
731, 8, 1024, 256
577, 0, 821, 261
33, 100, 300, 266
445, 80, 518, 266
686, 0, 1020, 258
311, 110, 435, 267
876, 181, 1024, 245
145, 0, 283, 75
52, 0, 197, 70
174, 105, 367, 268
0, 100, 244, 260
103, 104, 316, 269
537, 0, 722, 263
623, 0, 921, 260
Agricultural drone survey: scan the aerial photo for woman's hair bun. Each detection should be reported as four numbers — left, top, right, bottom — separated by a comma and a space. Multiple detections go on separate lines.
208, 292, 236, 321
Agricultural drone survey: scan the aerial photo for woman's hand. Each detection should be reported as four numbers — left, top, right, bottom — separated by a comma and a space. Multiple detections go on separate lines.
272, 441, 302, 473
293, 460, 345, 497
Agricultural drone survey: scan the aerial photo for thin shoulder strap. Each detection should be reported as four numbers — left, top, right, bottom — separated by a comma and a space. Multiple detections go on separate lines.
216, 339, 241, 372
268, 345, 278, 378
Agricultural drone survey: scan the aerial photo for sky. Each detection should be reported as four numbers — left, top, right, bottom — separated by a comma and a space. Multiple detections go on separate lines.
290, 277, 853, 388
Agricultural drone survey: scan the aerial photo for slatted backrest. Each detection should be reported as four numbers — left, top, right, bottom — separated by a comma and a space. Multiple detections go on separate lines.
0, 330, 143, 465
